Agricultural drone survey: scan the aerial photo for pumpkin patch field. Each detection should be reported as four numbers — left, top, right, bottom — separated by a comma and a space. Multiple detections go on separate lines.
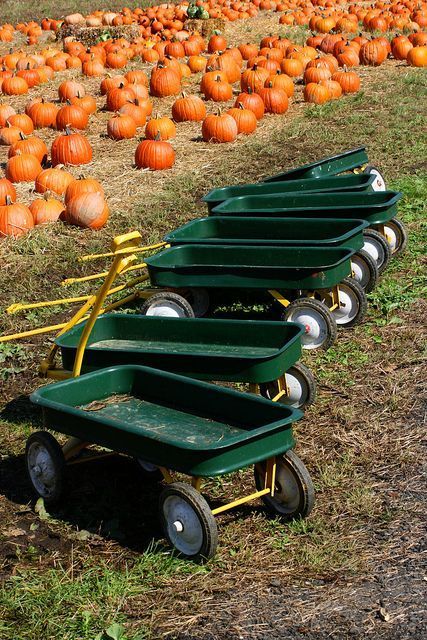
0, 1, 426, 639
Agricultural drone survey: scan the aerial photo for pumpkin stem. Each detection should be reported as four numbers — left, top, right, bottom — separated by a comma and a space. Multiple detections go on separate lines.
5, 195, 12, 205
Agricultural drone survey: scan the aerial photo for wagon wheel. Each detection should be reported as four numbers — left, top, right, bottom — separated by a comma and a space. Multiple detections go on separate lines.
382, 218, 408, 256
159, 482, 218, 562
281, 298, 337, 351
363, 164, 387, 191
25, 431, 65, 506
351, 249, 379, 293
182, 288, 210, 317
259, 362, 317, 409
333, 277, 367, 328
139, 292, 195, 318
362, 229, 391, 274
254, 451, 314, 520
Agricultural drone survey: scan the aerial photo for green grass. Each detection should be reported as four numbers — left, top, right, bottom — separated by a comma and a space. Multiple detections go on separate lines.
0, 548, 204, 640
0, 1, 154, 23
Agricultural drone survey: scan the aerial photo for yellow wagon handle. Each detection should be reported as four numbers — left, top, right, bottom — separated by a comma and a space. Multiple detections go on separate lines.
73, 253, 138, 377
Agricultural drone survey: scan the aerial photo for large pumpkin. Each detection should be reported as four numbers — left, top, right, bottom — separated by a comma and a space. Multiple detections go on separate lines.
6, 152, 43, 182
0, 196, 34, 237
135, 137, 176, 170
202, 112, 238, 143
56, 103, 89, 130
0, 177, 17, 205
150, 62, 181, 97
51, 128, 93, 166
172, 93, 206, 122
65, 191, 109, 229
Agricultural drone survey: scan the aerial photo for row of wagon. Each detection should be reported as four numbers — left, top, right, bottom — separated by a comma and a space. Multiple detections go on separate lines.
26, 147, 407, 560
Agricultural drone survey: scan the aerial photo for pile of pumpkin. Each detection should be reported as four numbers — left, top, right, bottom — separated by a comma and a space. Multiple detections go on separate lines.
0, 3, 426, 238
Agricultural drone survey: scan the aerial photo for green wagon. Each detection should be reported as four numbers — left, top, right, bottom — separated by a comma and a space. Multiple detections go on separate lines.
211, 191, 406, 272
27, 365, 314, 560
164, 217, 378, 292
202, 173, 376, 213
56, 315, 316, 409
143, 244, 368, 351
262, 146, 386, 191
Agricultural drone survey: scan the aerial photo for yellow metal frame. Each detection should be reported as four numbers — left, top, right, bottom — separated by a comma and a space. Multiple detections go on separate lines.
7, 230, 285, 522
268, 287, 340, 313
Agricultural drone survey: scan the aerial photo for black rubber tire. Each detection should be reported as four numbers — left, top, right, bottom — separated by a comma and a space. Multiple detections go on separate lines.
25, 431, 65, 506
351, 249, 379, 293
382, 218, 408, 256
281, 298, 337, 351
159, 482, 218, 562
183, 288, 210, 317
333, 277, 367, 328
135, 458, 164, 481
140, 292, 195, 318
363, 229, 392, 274
259, 362, 317, 409
254, 450, 315, 520
363, 164, 387, 191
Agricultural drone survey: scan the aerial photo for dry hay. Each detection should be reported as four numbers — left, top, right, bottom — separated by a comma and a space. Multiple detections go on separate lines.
185, 18, 227, 37
57, 23, 141, 46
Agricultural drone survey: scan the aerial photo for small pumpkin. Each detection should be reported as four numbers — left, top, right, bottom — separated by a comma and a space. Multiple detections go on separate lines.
8, 133, 48, 164
71, 94, 97, 115
234, 88, 265, 120
56, 103, 89, 130
27, 100, 58, 128
0, 124, 24, 146
107, 113, 137, 140
35, 166, 75, 195
58, 80, 86, 101
145, 115, 176, 140
258, 83, 289, 114
303, 82, 331, 104
150, 62, 181, 97
119, 101, 147, 128
7, 113, 34, 135
65, 177, 104, 204
226, 103, 257, 134
0, 104, 16, 127
30, 193, 65, 224
106, 84, 136, 111
331, 68, 361, 93
2, 77, 29, 95
407, 46, 427, 67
